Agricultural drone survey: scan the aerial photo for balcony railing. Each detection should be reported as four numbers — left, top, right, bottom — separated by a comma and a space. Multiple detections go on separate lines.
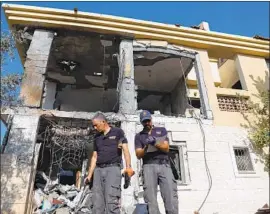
216, 88, 250, 112
217, 95, 249, 112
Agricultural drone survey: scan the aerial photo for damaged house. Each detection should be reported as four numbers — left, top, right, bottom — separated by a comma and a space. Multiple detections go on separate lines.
1, 3, 269, 214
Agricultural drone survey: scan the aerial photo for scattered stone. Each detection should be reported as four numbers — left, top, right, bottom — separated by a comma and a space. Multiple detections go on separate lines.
56, 207, 70, 214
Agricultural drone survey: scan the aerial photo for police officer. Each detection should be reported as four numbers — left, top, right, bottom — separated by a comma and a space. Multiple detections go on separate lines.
135, 110, 178, 214
85, 112, 134, 214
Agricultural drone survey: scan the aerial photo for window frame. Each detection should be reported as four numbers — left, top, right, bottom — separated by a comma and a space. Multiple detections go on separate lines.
137, 143, 190, 187
229, 143, 258, 178
233, 147, 254, 174
169, 144, 188, 184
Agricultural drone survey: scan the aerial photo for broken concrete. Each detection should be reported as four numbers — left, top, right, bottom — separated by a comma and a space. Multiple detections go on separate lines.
1, 115, 40, 214
193, 53, 214, 119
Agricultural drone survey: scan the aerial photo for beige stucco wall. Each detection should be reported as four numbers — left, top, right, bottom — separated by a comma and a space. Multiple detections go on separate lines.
210, 61, 221, 86
191, 52, 268, 127
235, 54, 269, 93
187, 60, 221, 87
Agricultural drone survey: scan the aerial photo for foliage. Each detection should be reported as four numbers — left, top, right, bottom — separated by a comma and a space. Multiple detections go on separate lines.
241, 73, 270, 172
1, 30, 22, 109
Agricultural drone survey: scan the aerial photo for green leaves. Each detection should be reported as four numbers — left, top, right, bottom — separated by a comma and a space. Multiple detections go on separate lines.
241, 73, 270, 172
1, 30, 22, 110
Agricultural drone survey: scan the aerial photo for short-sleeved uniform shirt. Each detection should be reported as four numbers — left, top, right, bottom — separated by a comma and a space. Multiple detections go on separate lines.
135, 126, 169, 164
93, 127, 127, 165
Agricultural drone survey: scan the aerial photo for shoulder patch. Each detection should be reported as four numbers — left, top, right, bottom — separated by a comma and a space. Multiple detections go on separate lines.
156, 131, 161, 135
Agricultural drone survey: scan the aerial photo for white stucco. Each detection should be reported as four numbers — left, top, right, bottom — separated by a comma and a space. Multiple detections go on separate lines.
120, 116, 269, 214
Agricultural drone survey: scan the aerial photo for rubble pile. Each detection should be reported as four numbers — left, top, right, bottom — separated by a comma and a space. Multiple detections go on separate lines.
33, 171, 93, 214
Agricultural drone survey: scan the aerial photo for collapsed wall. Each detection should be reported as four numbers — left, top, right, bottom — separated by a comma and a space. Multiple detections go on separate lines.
0, 113, 121, 214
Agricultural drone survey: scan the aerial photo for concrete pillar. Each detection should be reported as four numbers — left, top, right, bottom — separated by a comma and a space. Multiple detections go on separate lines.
121, 121, 138, 213
20, 29, 54, 107
193, 52, 214, 119
118, 40, 137, 114
171, 77, 188, 116
1, 115, 40, 214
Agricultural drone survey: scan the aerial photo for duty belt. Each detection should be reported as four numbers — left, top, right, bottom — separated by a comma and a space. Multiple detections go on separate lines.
143, 159, 169, 165
96, 163, 121, 168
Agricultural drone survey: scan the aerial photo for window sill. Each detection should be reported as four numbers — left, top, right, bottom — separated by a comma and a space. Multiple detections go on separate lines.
234, 172, 260, 178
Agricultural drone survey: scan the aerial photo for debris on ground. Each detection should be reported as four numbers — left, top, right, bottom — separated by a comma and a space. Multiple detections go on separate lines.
33, 171, 93, 214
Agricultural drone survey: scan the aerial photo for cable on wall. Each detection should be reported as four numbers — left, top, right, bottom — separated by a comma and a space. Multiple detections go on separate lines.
179, 57, 213, 213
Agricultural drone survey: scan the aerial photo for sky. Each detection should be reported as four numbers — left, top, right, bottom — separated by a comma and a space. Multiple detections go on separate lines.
0, 1, 269, 144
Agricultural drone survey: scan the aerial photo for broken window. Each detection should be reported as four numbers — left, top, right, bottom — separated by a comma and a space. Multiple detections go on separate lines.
134, 51, 194, 117
166, 132, 190, 184
43, 31, 120, 113
168, 146, 182, 181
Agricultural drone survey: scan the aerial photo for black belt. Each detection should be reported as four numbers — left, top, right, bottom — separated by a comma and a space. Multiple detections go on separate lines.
96, 163, 121, 168
143, 159, 170, 165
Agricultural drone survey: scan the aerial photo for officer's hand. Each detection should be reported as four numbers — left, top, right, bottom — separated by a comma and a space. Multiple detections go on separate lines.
124, 167, 135, 177
145, 136, 156, 145
84, 175, 92, 185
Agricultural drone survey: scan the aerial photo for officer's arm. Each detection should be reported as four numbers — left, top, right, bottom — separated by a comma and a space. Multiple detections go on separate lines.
155, 128, 170, 152
87, 151, 97, 179
135, 147, 146, 159
155, 141, 169, 153
135, 134, 146, 159
122, 143, 132, 168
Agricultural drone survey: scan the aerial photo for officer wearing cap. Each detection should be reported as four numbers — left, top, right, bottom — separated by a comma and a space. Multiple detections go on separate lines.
134, 110, 178, 214
85, 112, 134, 214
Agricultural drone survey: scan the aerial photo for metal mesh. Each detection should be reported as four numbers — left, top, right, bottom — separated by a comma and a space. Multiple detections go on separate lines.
38, 117, 121, 173
234, 147, 254, 172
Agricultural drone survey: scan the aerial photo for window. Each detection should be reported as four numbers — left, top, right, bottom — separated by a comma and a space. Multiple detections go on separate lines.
233, 147, 254, 173
168, 146, 183, 182
167, 133, 190, 184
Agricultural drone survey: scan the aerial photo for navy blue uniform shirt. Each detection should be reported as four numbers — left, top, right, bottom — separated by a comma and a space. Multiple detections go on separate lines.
135, 126, 169, 164
94, 127, 127, 164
